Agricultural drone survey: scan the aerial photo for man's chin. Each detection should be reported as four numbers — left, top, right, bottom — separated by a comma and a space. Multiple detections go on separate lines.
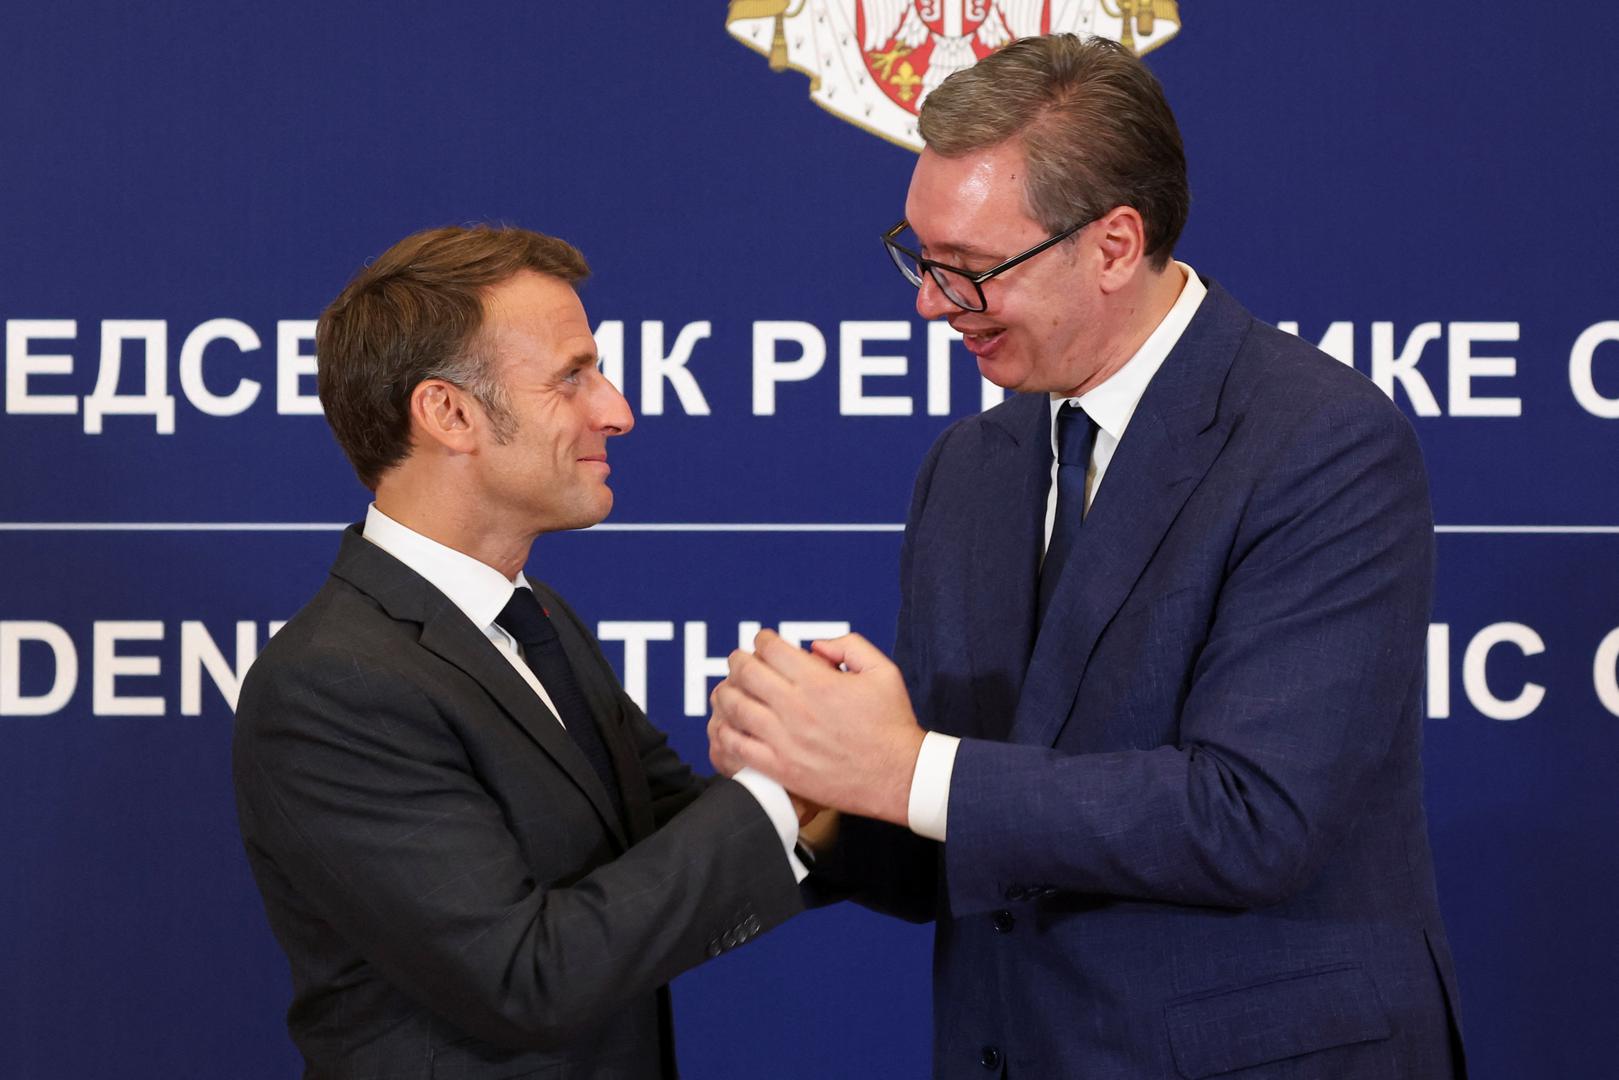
578, 490, 616, 531
975, 355, 1026, 394
535, 491, 615, 536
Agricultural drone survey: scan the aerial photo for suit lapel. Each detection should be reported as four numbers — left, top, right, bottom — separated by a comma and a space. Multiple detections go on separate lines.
418, 611, 631, 848
963, 392, 1050, 739
1011, 281, 1250, 748
330, 528, 630, 848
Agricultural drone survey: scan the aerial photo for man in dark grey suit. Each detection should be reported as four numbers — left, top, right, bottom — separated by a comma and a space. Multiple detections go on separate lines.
234, 225, 805, 1079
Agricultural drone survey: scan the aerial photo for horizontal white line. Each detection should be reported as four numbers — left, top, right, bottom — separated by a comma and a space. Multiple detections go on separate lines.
0, 522, 351, 532
0, 523, 1615, 535
0, 521, 907, 534
1433, 525, 1619, 535
590, 523, 905, 533
0, 518, 352, 527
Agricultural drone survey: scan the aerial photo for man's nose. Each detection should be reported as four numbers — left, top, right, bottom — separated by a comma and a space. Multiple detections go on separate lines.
593, 372, 635, 436
915, 271, 956, 320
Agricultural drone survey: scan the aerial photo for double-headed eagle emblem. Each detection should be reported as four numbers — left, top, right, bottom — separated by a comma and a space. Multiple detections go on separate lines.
727, 1, 1182, 150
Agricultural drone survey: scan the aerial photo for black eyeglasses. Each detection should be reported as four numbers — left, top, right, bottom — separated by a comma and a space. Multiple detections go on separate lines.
881, 217, 1095, 312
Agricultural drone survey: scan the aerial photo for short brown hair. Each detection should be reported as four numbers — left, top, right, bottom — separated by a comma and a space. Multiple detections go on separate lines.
918, 34, 1188, 269
316, 224, 590, 489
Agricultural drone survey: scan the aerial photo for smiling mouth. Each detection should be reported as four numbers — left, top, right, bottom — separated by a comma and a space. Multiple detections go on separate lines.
955, 326, 1007, 356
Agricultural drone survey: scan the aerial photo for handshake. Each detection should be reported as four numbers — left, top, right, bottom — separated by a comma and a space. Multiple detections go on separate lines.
705, 628, 927, 830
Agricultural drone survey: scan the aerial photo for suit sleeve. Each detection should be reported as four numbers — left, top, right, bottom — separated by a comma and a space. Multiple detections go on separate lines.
942, 388, 1435, 916
234, 643, 803, 1052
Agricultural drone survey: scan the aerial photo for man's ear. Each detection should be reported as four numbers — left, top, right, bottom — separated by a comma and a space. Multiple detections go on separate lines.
409, 379, 479, 454
1094, 205, 1148, 293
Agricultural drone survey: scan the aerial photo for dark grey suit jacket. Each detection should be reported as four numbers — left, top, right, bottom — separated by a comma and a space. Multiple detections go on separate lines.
234, 527, 802, 1079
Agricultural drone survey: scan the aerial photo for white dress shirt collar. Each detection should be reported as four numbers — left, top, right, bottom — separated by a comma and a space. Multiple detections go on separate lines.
361, 504, 526, 630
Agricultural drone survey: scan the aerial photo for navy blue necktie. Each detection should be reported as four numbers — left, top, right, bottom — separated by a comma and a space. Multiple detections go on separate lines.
1037, 402, 1096, 625
496, 588, 623, 822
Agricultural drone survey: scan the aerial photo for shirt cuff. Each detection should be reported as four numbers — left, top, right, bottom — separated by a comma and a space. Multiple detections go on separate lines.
906, 731, 960, 842
731, 767, 809, 882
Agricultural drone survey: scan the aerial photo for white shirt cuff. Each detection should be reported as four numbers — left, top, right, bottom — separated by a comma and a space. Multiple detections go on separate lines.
731, 766, 809, 882
906, 731, 960, 842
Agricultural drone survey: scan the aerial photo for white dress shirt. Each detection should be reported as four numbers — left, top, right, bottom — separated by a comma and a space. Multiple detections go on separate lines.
361, 505, 806, 879
906, 264, 1209, 841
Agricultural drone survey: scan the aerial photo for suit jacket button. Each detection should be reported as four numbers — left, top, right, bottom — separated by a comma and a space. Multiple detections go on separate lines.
979, 1045, 1001, 1070
992, 910, 1015, 933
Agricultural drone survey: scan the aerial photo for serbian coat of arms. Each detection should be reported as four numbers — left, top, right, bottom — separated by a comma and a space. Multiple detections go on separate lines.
726, 1, 1181, 150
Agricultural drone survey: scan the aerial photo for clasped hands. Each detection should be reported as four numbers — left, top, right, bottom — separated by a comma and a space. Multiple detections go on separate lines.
707, 628, 926, 828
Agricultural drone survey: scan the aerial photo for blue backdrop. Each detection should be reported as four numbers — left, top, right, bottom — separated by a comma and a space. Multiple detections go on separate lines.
2, 3, 1616, 1077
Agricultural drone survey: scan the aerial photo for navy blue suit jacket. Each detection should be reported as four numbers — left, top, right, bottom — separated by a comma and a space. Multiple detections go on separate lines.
824, 281, 1465, 1079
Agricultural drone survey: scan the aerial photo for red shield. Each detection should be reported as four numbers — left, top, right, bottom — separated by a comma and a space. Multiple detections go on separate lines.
857, 1, 1053, 116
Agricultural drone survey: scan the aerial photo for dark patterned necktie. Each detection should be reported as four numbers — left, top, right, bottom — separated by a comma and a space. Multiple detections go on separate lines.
1037, 402, 1097, 625
495, 587, 623, 821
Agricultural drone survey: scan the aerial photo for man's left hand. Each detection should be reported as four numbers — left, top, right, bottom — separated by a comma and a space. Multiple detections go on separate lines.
708, 629, 925, 827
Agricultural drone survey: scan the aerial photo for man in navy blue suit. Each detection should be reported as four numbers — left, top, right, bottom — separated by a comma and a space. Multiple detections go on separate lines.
711, 34, 1466, 1079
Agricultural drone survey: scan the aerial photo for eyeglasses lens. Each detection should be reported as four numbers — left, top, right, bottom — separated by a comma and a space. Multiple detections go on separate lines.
886, 227, 984, 311
927, 265, 982, 311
